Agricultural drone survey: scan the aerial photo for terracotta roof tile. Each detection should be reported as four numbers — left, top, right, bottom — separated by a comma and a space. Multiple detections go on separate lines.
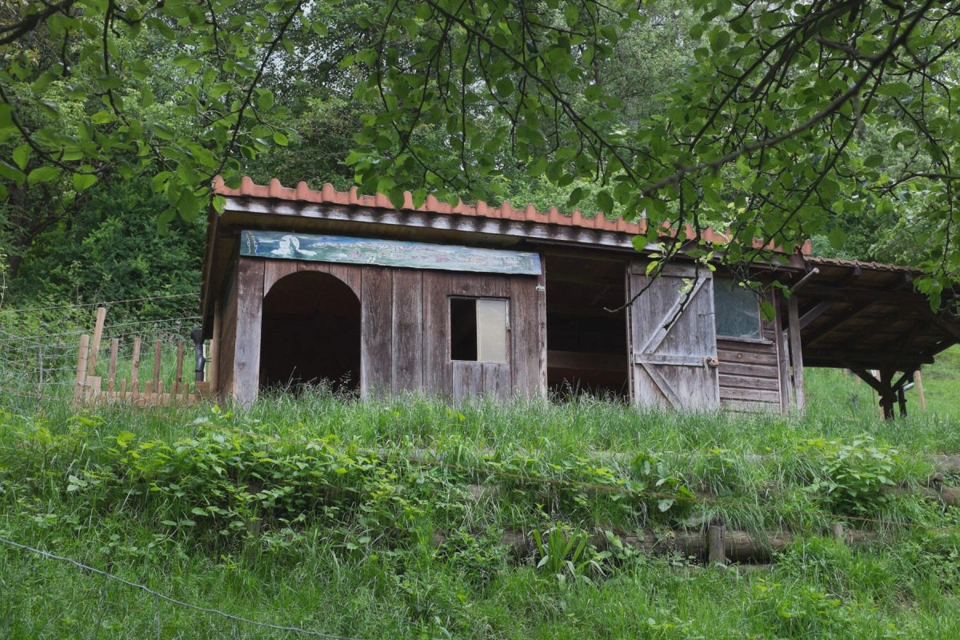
212, 176, 811, 254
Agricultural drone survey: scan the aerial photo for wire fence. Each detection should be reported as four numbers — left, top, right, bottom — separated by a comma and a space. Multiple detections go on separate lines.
0, 294, 202, 401
0, 537, 370, 640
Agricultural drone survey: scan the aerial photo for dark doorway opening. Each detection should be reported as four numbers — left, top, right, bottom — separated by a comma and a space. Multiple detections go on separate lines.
545, 253, 630, 399
260, 271, 361, 394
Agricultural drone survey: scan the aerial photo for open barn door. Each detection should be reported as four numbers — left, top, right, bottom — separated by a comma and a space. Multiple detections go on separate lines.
626, 262, 720, 410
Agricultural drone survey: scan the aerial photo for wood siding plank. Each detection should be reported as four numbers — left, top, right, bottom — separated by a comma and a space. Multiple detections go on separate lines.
392, 269, 424, 393
361, 266, 394, 397
422, 270, 451, 397
263, 260, 299, 296
232, 257, 265, 408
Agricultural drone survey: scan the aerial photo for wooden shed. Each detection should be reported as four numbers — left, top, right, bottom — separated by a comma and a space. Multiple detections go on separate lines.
200, 177, 959, 415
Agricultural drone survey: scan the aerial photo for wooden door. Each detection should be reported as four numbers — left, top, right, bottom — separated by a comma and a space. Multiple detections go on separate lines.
626, 262, 720, 410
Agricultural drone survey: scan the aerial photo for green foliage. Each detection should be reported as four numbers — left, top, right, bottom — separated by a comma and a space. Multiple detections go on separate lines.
532, 525, 596, 584
802, 437, 901, 516
4, 389, 960, 637
7, 176, 203, 319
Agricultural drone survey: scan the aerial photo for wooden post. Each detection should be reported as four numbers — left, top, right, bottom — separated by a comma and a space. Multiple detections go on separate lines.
708, 525, 726, 566
209, 300, 221, 396
107, 338, 119, 393
152, 339, 162, 397
233, 258, 265, 408
787, 295, 805, 412
879, 368, 895, 420
86, 306, 107, 377
73, 334, 90, 406
131, 337, 142, 400
174, 342, 184, 396
831, 523, 845, 543
914, 369, 926, 412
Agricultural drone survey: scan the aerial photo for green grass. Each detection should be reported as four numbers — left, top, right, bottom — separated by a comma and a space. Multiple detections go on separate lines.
1, 347, 959, 639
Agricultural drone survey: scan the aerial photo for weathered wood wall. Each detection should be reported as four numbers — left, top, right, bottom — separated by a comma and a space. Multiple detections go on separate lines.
716, 298, 785, 413
219, 256, 545, 406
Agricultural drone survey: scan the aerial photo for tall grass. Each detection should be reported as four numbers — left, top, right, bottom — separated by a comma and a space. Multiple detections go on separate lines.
1, 347, 958, 639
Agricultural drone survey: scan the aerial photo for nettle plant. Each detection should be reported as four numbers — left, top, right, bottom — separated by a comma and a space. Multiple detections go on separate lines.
802, 437, 901, 516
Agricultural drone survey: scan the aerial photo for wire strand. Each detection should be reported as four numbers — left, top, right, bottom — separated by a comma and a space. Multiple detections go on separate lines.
0, 536, 373, 640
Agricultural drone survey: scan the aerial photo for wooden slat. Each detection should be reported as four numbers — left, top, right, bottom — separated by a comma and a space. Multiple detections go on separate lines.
719, 386, 782, 403
152, 340, 162, 394
73, 334, 90, 406
233, 257, 265, 407
787, 294, 806, 412
175, 342, 184, 395
217, 269, 239, 397
107, 338, 119, 393
452, 361, 483, 402
360, 266, 394, 397
325, 263, 363, 301
719, 374, 781, 391
717, 361, 779, 379
130, 337, 142, 398
392, 269, 423, 393
717, 348, 779, 366
716, 339, 776, 354
422, 270, 451, 397
87, 306, 107, 377
482, 362, 511, 400
263, 259, 299, 297
720, 399, 780, 413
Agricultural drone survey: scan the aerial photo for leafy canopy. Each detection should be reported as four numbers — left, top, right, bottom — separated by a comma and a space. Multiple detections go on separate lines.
3, 0, 960, 302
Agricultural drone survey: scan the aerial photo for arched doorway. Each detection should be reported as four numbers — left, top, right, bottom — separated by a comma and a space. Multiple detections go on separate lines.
260, 271, 361, 394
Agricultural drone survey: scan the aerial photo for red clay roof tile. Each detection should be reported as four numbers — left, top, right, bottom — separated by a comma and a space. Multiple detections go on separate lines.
212, 176, 811, 254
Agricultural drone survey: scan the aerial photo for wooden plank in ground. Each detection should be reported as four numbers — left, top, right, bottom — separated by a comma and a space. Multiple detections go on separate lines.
73, 335, 90, 406
152, 340, 162, 394
107, 338, 119, 393
131, 338, 141, 401
174, 342, 184, 396
87, 306, 107, 377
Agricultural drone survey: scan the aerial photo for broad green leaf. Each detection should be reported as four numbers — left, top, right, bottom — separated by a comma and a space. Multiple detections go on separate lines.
73, 173, 98, 191
12, 145, 29, 171
27, 166, 59, 187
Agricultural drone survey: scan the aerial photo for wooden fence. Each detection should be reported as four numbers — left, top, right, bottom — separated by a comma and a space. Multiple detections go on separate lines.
73, 307, 215, 407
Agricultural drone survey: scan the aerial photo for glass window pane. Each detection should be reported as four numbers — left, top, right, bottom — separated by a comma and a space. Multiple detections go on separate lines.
476, 299, 508, 362
714, 279, 761, 340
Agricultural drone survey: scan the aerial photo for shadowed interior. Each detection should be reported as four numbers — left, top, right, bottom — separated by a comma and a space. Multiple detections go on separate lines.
545, 253, 630, 399
260, 271, 361, 393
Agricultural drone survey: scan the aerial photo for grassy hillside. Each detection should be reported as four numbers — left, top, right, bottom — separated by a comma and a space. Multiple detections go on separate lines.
1, 349, 959, 639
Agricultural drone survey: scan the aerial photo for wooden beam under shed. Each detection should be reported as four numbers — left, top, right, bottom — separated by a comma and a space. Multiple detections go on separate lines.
798, 300, 833, 330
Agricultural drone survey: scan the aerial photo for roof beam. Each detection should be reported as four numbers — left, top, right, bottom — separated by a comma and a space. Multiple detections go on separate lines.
804, 300, 875, 348
798, 300, 833, 330
800, 284, 922, 304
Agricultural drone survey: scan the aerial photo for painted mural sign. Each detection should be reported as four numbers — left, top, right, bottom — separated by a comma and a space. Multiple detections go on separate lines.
240, 231, 542, 275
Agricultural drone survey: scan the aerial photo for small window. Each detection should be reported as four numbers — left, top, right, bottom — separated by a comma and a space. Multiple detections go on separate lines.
450, 298, 508, 362
714, 279, 762, 340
